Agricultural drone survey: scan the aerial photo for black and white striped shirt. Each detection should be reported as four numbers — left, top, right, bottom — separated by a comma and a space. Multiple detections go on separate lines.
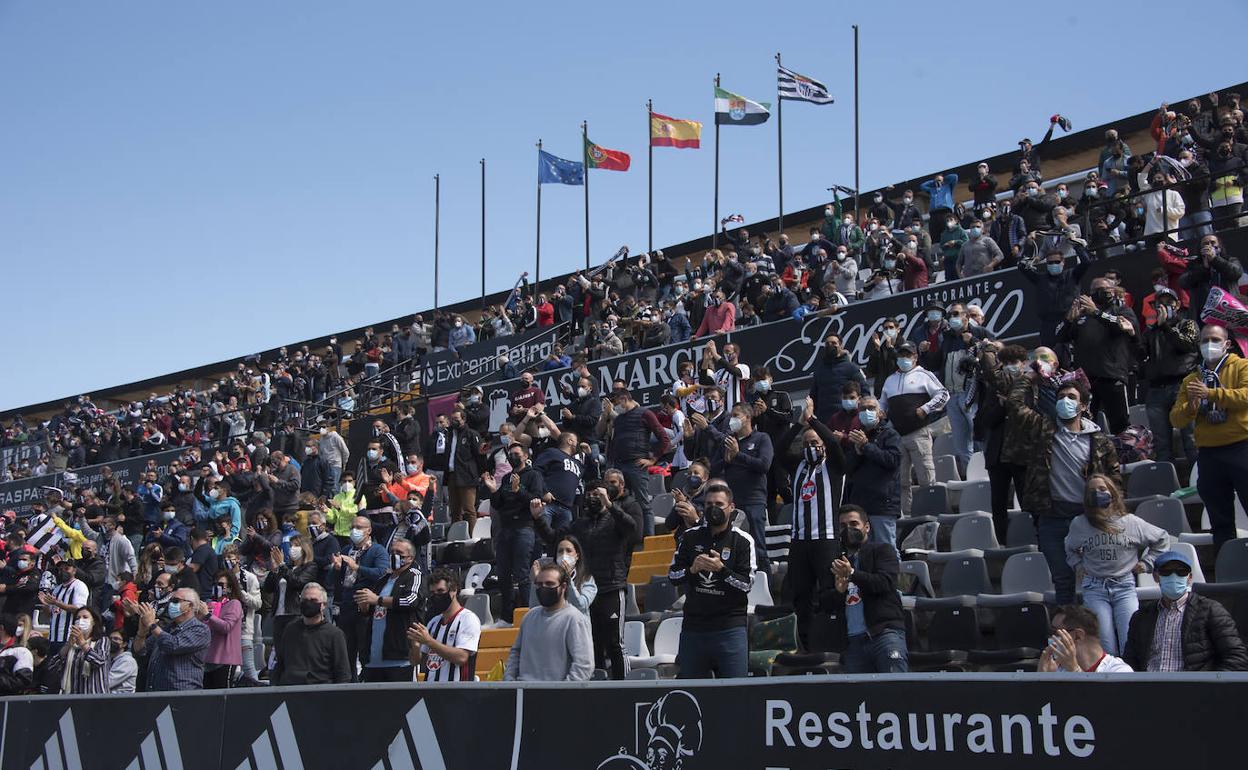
49, 578, 89, 643
790, 459, 840, 541
422, 607, 481, 682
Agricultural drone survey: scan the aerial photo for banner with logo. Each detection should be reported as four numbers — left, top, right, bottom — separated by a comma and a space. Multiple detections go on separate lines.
3, 676, 1243, 769
479, 268, 1041, 432
420, 323, 569, 396
0, 441, 50, 475
0, 447, 188, 517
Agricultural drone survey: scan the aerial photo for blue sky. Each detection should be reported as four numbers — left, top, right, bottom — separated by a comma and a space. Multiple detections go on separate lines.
2, 0, 1245, 411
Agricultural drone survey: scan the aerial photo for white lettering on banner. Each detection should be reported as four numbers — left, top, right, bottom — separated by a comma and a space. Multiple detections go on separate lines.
765, 279, 1027, 382
763, 700, 1095, 758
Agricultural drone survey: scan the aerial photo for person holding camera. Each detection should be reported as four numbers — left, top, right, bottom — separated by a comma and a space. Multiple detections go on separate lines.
1141, 289, 1200, 465
1180, 233, 1244, 322
1058, 275, 1139, 434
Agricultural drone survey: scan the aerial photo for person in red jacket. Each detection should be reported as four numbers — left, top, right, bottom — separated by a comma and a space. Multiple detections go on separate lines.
694, 290, 736, 337
535, 295, 555, 328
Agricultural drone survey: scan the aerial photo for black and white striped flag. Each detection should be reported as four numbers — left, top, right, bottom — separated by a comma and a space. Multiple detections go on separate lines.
778, 65, 834, 104
25, 512, 64, 554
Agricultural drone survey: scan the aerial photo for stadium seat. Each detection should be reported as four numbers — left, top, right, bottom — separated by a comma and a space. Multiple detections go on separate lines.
624, 583, 642, 617
623, 620, 648, 658
909, 597, 977, 671
950, 513, 999, 551
1215, 539, 1248, 584
651, 493, 675, 523
911, 485, 951, 518
1125, 461, 1180, 508
1128, 403, 1148, 427
463, 562, 492, 592
1006, 511, 1037, 547
463, 592, 494, 627
627, 668, 659, 680
898, 560, 935, 598
932, 432, 956, 460
999, 552, 1054, 596
629, 562, 671, 584
470, 517, 492, 540
955, 481, 993, 514
632, 549, 676, 568
643, 576, 679, 614
669, 468, 690, 492
480, 626, 519, 649
630, 616, 681, 669
934, 454, 961, 484
967, 598, 1048, 667
934, 553, 992, 597
444, 520, 472, 543
648, 473, 667, 496
1134, 497, 1191, 539
965, 452, 988, 481
1193, 581, 1248, 641
747, 570, 773, 612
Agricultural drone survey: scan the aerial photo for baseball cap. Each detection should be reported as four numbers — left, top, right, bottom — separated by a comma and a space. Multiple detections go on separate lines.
896, 342, 917, 356
1154, 550, 1193, 571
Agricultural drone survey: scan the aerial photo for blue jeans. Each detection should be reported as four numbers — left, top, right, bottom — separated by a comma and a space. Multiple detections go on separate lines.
868, 515, 897, 559
947, 392, 976, 467
842, 628, 909, 674
619, 462, 655, 536
325, 465, 342, 495
677, 626, 747, 679
495, 526, 535, 623
1145, 382, 1196, 465
1080, 575, 1137, 655
740, 502, 771, 572
531, 503, 574, 561
1037, 512, 1077, 605
1178, 210, 1213, 243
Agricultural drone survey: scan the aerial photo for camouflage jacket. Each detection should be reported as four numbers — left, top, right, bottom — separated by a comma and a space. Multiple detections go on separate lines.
1006, 377, 1121, 517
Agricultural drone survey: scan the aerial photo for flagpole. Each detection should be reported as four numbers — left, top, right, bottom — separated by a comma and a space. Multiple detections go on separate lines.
647, 99, 653, 254
480, 158, 486, 309
582, 121, 590, 271
536, 139, 543, 298
434, 173, 440, 311
853, 25, 861, 226
713, 72, 720, 249
776, 53, 784, 239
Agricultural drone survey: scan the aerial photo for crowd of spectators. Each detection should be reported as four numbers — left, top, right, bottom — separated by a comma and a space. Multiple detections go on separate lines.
2, 92, 1248, 695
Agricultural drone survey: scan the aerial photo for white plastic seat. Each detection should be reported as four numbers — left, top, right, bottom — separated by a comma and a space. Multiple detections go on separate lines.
623, 620, 648, 658
629, 616, 681, 669
747, 570, 773, 612
463, 562, 492, 592
444, 520, 473, 543
470, 517, 492, 540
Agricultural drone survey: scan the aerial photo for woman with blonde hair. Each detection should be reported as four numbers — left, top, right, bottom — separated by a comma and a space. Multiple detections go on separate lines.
1065, 474, 1170, 655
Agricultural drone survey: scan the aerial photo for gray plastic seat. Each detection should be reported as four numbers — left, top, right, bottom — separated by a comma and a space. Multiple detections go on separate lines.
899, 560, 935, 597
1006, 511, 1037, 547
957, 481, 993, 514
934, 454, 961, 483
911, 484, 951, 518
463, 592, 493, 626
1215, 538, 1248, 584
651, 493, 675, 522
937, 554, 992, 597
1000, 551, 1054, 595
950, 513, 1000, 551
1126, 461, 1180, 503
1135, 497, 1189, 538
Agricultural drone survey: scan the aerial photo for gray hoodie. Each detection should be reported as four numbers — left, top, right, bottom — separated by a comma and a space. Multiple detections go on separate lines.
1064, 514, 1170, 579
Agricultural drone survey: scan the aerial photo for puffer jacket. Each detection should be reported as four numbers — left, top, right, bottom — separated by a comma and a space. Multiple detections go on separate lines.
1006, 377, 1121, 518
1123, 592, 1248, 672
830, 421, 903, 519
534, 498, 640, 591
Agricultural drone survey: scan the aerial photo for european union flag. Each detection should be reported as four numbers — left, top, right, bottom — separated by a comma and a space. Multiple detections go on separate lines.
538, 150, 584, 185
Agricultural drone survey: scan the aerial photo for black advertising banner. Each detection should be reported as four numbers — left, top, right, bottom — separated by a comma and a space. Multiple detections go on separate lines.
479, 267, 1041, 432
0, 441, 49, 474
420, 323, 569, 396
0, 446, 187, 517
4, 676, 1246, 769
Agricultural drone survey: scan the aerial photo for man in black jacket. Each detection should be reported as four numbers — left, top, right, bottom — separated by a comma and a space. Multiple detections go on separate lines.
822, 505, 907, 673
442, 407, 483, 533
483, 443, 546, 623
299, 440, 333, 499
1122, 550, 1248, 672
1058, 275, 1139, 434
668, 482, 756, 679
1180, 233, 1244, 322
1141, 290, 1199, 465
393, 405, 422, 460
1018, 246, 1091, 355
353, 537, 423, 682
831, 395, 902, 553
533, 480, 638, 679
559, 374, 602, 444
808, 334, 869, 425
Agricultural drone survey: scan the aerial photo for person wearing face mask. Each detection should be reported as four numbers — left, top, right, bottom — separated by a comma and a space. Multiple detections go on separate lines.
1122, 550, 1248, 672
1059, 276, 1139, 434
409, 568, 481, 682
774, 398, 846, 649
201, 570, 243, 689
316, 421, 350, 495
1140, 289, 1200, 466
503, 562, 593, 681
534, 483, 633, 678
1170, 323, 1248, 552
100, 514, 137, 591
457, 387, 490, 434
482, 444, 547, 624
864, 321, 901, 398
527, 535, 596, 617
57, 606, 111, 693
105, 628, 138, 693
919, 172, 960, 242
839, 396, 903, 552
168, 473, 198, 525
509, 372, 547, 425
1064, 475, 1169, 655
40, 560, 90, 655
324, 473, 360, 546
955, 218, 1004, 278
809, 334, 868, 425
821, 505, 907, 673
1019, 247, 1092, 354
702, 404, 774, 572
1, 544, 42, 623
975, 343, 1032, 542
1008, 374, 1120, 605
272, 582, 351, 685
602, 388, 670, 536
1180, 234, 1244, 323
196, 480, 243, 542
668, 482, 756, 679
447, 314, 477, 353
936, 214, 967, 279
694, 290, 736, 337
533, 432, 585, 541
442, 407, 484, 534
133, 587, 211, 691
330, 516, 387, 677
353, 538, 422, 682
560, 375, 603, 443
1135, 159, 1185, 242
880, 343, 948, 517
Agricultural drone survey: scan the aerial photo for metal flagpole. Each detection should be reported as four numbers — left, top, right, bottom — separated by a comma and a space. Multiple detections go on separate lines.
713, 72, 720, 249
647, 99, 653, 254
434, 173, 440, 311
853, 25, 861, 226
776, 53, 784, 238
480, 158, 486, 308
582, 121, 590, 271
536, 140, 542, 297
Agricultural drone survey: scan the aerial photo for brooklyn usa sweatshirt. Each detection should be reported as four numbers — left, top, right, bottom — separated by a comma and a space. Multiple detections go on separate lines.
1065, 513, 1170, 578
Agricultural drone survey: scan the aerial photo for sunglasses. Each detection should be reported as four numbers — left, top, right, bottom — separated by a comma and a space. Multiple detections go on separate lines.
1156, 565, 1191, 577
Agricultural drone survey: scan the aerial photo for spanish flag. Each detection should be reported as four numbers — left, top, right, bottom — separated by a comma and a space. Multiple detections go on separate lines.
650, 111, 702, 149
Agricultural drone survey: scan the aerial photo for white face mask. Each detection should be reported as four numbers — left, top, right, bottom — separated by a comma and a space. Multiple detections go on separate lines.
288, 546, 303, 561
1201, 341, 1227, 361
537, 427, 550, 439
577, 386, 590, 398
76, 618, 92, 633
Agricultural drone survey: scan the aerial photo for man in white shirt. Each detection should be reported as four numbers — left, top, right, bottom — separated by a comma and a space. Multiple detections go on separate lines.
38, 560, 90, 655
0, 614, 32, 676
879, 342, 950, 515
1038, 605, 1132, 673
408, 568, 481, 682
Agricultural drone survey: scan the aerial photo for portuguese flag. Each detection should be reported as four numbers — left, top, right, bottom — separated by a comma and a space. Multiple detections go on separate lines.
585, 136, 631, 171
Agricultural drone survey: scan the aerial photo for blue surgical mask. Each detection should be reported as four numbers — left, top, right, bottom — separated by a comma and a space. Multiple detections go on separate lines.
948, 317, 964, 331
897, 358, 915, 372
858, 410, 879, 429
754, 380, 772, 394
1093, 489, 1112, 509
1055, 397, 1080, 421
167, 601, 184, 619
926, 311, 942, 322
1005, 364, 1022, 375
841, 399, 858, 412
968, 227, 982, 238
1159, 574, 1189, 601
1046, 263, 1063, 275
349, 528, 366, 545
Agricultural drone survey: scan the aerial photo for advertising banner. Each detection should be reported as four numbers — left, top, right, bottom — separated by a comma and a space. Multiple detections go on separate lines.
0, 447, 187, 517
420, 323, 568, 396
